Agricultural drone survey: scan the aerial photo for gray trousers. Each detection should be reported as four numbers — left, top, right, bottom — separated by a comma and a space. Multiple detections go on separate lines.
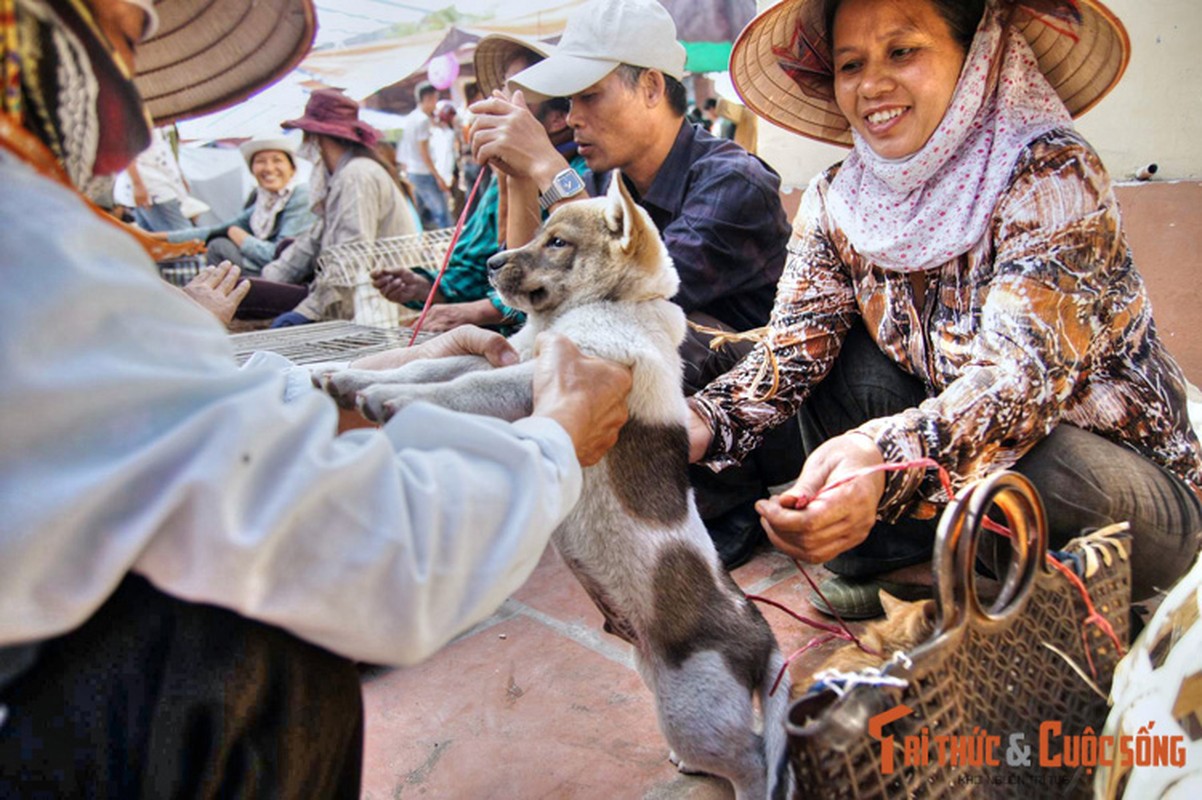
806, 324, 1202, 601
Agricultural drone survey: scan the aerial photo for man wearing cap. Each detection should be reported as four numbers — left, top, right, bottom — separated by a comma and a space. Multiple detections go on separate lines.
372, 33, 587, 333
470, 0, 802, 567
0, 0, 633, 793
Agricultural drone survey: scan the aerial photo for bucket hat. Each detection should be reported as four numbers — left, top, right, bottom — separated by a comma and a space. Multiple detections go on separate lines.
133, 0, 316, 125
508, 0, 687, 99
281, 89, 381, 148
730, 0, 1130, 146
238, 137, 297, 169
473, 33, 556, 98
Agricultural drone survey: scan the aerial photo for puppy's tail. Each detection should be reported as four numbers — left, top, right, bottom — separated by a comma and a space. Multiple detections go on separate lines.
762, 649, 794, 800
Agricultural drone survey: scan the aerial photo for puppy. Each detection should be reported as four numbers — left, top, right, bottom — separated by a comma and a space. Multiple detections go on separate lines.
323, 175, 791, 799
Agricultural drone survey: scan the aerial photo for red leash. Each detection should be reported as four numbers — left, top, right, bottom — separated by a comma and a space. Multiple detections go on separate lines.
406, 167, 490, 347
748, 457, 1124, 694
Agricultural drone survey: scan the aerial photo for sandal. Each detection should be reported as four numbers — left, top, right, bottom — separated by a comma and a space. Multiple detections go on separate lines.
808, 575, 933, 620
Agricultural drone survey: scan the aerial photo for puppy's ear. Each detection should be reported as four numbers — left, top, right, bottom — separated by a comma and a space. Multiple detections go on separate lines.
603, 170, 643, 254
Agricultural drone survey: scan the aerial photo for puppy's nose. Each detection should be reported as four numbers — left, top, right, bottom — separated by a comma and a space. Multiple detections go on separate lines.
486, 252, 509, 274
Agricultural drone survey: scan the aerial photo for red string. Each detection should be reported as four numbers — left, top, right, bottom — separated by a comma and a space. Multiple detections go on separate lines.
406, 166, 490, 347
1044, 555, 1124, 677
752, 458, 945, 695
748, 456, 1124, 694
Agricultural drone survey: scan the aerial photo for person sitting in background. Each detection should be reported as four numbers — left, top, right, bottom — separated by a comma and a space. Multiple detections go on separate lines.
253, 89, 420, 326
689, 0, 1202, 619
160, 138, 315, 273
371, 34, 585, 333
114, 126, 195, 232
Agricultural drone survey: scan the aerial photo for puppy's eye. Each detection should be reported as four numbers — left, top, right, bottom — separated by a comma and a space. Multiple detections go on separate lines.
546, 236, 571, 249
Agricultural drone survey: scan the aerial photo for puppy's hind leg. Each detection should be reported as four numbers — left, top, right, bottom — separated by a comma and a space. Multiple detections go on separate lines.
651, 651, 767, 800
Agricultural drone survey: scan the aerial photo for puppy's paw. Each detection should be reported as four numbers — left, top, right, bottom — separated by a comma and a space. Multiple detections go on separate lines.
668, 750, 707, 776
322, 369, 381, 409
356, 384, 419, 423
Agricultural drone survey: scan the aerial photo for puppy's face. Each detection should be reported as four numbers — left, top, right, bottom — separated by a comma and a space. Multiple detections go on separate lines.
486, 172, 678, 317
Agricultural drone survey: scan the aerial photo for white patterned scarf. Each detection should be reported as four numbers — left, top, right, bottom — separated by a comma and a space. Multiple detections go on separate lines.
249, 177, 298, 239
826, 2, 1072, 272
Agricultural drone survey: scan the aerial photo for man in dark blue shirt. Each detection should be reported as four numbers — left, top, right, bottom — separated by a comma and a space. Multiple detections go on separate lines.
580, 122, 785, 334
469, 0, 802, 567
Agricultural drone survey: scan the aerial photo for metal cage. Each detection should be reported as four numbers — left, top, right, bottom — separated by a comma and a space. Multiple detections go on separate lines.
315, 228, 455, 328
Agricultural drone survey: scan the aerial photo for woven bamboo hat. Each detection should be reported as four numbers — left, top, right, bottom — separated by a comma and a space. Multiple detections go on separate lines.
133, 0, 317, 124
473, 33, 556, 98
730, 0, 1130, 146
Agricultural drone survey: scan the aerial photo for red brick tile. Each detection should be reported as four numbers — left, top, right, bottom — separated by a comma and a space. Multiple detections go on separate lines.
360, 613, 733, 799
359, 549, 858, 799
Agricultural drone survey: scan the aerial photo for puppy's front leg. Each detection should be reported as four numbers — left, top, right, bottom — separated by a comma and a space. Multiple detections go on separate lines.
358, 361, 536, 423
322, 355, 493, 409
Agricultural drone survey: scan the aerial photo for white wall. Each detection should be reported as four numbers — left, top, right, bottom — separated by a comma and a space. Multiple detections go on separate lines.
754, 0, 1202, 191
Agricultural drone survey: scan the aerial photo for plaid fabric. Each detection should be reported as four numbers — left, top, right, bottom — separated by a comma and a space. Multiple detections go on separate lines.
585, 121, 790, 332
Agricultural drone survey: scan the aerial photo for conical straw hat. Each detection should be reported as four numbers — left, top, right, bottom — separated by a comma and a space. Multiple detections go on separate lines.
730, 0, 1130, 146
473, 33, 557, 99
134, 0, 316, 124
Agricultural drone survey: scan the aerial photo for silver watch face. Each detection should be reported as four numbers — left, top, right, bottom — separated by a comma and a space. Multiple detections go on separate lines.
554, 170, 584, 195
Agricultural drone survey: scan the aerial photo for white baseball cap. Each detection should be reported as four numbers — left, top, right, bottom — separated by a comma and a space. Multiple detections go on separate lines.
509, 0, 687, 99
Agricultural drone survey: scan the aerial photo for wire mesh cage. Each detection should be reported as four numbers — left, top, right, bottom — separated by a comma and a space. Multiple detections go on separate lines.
316, 228, 455, 328
228, 321, 423, 366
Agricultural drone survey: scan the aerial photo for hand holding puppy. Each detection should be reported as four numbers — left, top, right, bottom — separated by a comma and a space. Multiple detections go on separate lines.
531, 332, 632, 467
349, 325, 519, 371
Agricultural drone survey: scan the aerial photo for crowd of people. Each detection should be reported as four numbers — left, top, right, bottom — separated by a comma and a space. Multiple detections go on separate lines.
2, 0, 1200, 795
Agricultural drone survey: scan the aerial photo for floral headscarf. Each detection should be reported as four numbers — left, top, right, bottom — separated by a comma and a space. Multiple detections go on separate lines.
826, 1, 1073, 272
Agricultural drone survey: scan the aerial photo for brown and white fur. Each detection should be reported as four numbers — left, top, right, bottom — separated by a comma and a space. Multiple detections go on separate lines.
322, 175, 791, 799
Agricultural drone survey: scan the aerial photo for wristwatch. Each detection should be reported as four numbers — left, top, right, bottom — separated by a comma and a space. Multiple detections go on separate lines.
538, 167, 586, 211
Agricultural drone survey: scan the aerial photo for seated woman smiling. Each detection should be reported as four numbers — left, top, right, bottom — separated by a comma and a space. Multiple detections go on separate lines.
163, 138, 315, 273
690, 0, 1202, 618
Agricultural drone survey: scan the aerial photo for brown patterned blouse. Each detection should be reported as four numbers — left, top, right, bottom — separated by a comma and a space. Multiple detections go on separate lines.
692, 129, 1202, 521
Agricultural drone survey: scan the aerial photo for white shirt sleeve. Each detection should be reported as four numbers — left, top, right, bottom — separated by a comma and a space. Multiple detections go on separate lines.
0, 154, 582, 667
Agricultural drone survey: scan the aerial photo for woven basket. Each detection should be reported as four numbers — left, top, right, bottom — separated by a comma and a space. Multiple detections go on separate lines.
787, 472, 1131, 799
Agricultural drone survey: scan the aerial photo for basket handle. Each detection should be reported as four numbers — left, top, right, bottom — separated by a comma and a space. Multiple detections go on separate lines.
932, 471, 1049, 637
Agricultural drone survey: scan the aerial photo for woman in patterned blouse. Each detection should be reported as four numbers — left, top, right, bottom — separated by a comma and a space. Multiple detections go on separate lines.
690, 0, 1202, 617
